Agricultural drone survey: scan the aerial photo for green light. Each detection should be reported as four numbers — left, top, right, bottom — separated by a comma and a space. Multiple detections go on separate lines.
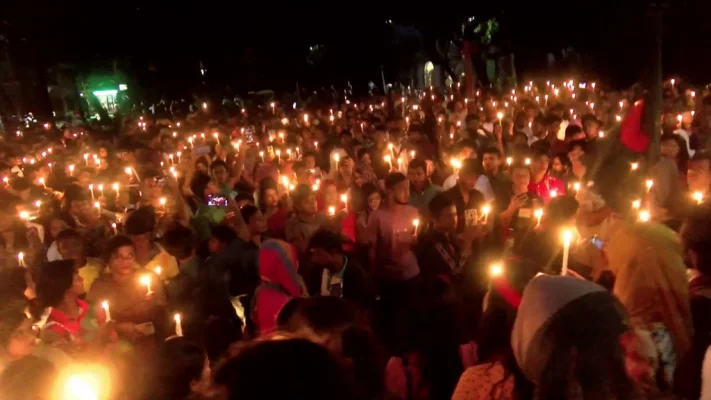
93, 90, 117, 96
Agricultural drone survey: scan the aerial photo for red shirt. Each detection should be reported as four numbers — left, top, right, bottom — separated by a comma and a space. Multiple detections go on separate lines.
267, 207, 289, 239
528, 174, 565, 204
44, 299, 106, 350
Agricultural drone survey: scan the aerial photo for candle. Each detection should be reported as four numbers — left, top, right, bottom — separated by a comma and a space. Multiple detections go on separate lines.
524, 158, 531, 165
314, 141, 318, 150
176, 151, 182, 163
481, 204, 491, 224
632, 199, 641, 210
68, 164, 75, 176
328, 206, 336, 216
340, 194, 348, 212
270, 102, 276, 114
645, 179, 654, 192
17, 252, 25, 267
94, 201, 101, 216
639, 210, 651, 222
214, 133, 220, 144
276, 150, 281, 162
561, 229, 573, 275
497, 111, 504, 125
98, 184, 104, 198
388, 143, 395, 158
140, 275, 153, 295
169, 154, 174, 165
550, 189, 558, 199
101, 301, 112, 322
534, 209, 543, 227
384, 155, 392, 171
39, 177, 46, 188
88, 184, 95, 200
631, 162, 639, 171
155, 266, 162, 277
159, 197, 167, 211
174, 313, 183, 337
188, 137, 194, 148
413, 219, 419, 239
693, 191, 704, 205
83, 153, 89, 166
259, 151, 265, 163
572, 182, 581, 194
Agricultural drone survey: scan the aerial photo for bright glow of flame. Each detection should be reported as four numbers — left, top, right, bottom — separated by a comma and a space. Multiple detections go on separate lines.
561, 229, 573, 246
639, 210, 651, 222
490, 264, 503, 278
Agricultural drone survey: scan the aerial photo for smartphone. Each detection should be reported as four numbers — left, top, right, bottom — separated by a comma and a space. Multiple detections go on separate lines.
194, 145, 211, 156
207, 195, 228, 207
244, 126, 255, 143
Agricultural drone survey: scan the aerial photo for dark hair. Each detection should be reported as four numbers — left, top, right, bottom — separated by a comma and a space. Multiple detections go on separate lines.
211, 225, 237, 245
291, 184, 313, 209
190, 172, 212, 199
162, 225, 196, 260
530, 144, 550, 160
482, 146, 502, 158
104, 235, 134, 262
428, 192, 455, 218
210, 159, 228, 172
292, 161, 307, 174
564, 125, 584, 140
55, 228, 81, 243
308, 229, 344, 254
460, 158, 480, 176
215, 339, 366, 400
9, 178, 31, 192
35, 260, 76, 308
661, 132, 690, 172
407, 158, 427, 172
156, 338, 207, 400
257, 177, 279, 213
552, 152, 571, 168
0, 300, 28, 348
240, 204, 259, 224
125, 206, 156, 235
681, 205, 711, 276
384, 173, 407, 191
0, 356, 57, 400
567, 139, 587, 154
356, 148, 370, 161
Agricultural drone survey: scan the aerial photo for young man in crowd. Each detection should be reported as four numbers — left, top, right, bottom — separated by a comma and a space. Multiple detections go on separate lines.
306, 229, 375, 312
528, 145, 565, 203
285, 184, 327, 255
407, 158, 441, 212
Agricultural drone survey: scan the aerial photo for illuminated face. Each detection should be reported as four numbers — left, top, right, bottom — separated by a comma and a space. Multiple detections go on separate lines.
390, 179, 410, 205
264, 188, 279, 208
531, 155, 550, 177
434, 205, 458, 232
298, 194, 318, 215
71, 270, 85, 296
212, 165, 228, 185
482, 153, 500, 174
366, 192, 382, 212
324, 184, 338, 206
407, 167, 427, 189
551, 157, 565, 173
110, 245, 135, 275
511, 167, 532, 188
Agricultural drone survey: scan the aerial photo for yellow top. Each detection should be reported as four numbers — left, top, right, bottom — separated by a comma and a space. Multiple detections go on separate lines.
139, 245, 180, 279
78, 258, 105, 293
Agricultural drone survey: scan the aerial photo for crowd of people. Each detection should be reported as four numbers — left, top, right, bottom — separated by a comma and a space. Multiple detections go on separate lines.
0, 76, 711, 400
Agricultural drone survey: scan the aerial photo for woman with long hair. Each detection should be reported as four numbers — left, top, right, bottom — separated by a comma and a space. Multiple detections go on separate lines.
257, 177, 288, 239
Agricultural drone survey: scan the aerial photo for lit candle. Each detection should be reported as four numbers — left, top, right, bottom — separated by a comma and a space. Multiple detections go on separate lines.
328, 206, 336, 216
101, 301, 112, 322
530, 209, 542, 229
632, 199, 641, 210
159, 197, 167, 211
259, 151, 265, 163
68, 164, 75, 176
174, 313, 183, 337
94, 201, 101, 216
276, 150, 281, 162
524, 158, 531, 166
155, 266, 162, 277
639, 210, 651, 222
481, 204, 491, 224
631, 162, 639, 171
177, 151, 182, 162
693, 191, 704, 205
572, 182, 581, 194
83, 153, 89, 166
89, 184, 95, 200
98, 184, 104, 198
39, 177, 46, 188
413, 219, 419, 239
506, 157, 513, 167
140, 275, 153, 295
384, 155, 392, 171
340, 194, 348, 212
270, 102, 276, 114
645, 179, 654, 192
17, 252, 25, 267
550, 189, 558, 199
489, 263, 503, 290
188, 137, 194, 148
169, 154, 174, 165
497, 111, 504, 125
561, 229, 573, 275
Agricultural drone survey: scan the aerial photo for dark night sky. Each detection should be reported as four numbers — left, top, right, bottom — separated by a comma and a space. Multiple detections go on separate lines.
3, 1, 711, 96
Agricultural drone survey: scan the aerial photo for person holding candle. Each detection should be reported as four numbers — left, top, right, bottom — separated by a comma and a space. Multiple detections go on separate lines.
36, 260, 112, 355
687, 151, 711, 206
0, 300, 39, 374
87, 235, 167, 344
443, 159, 487, 234
125, 207, 180, 279
497, 162, 543, 244
527, 146, 565, 204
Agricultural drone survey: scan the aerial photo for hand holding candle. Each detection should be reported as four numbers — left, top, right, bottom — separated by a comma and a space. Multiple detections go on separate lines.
534, 208, 543, 228
140, 275, 153, 296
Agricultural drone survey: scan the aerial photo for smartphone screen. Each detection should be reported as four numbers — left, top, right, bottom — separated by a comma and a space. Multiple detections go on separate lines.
590, 237, 604, 249
207, 195, 228, 207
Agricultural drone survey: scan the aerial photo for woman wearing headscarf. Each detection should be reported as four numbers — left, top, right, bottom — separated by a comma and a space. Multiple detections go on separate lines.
601, 218, 692, 396
511, 274, 638, 399
251, 239, 307, 336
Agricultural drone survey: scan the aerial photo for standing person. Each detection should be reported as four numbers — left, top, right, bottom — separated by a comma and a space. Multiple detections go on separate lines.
688, 151, 711, 202
306, 229, 375, 312
481, 146, 510, 206
284, 185, 327, 256
497, 163, 542, 245
356, 183, 382, 245
257, 177, 288, 239
511, 275, 638, 399
407, 159, 441, 212
444, 159, 486, 234
367, 173, 420, 350
675, 208, 711, 399
251, 239, 306, 336
527, 146, 565, 203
